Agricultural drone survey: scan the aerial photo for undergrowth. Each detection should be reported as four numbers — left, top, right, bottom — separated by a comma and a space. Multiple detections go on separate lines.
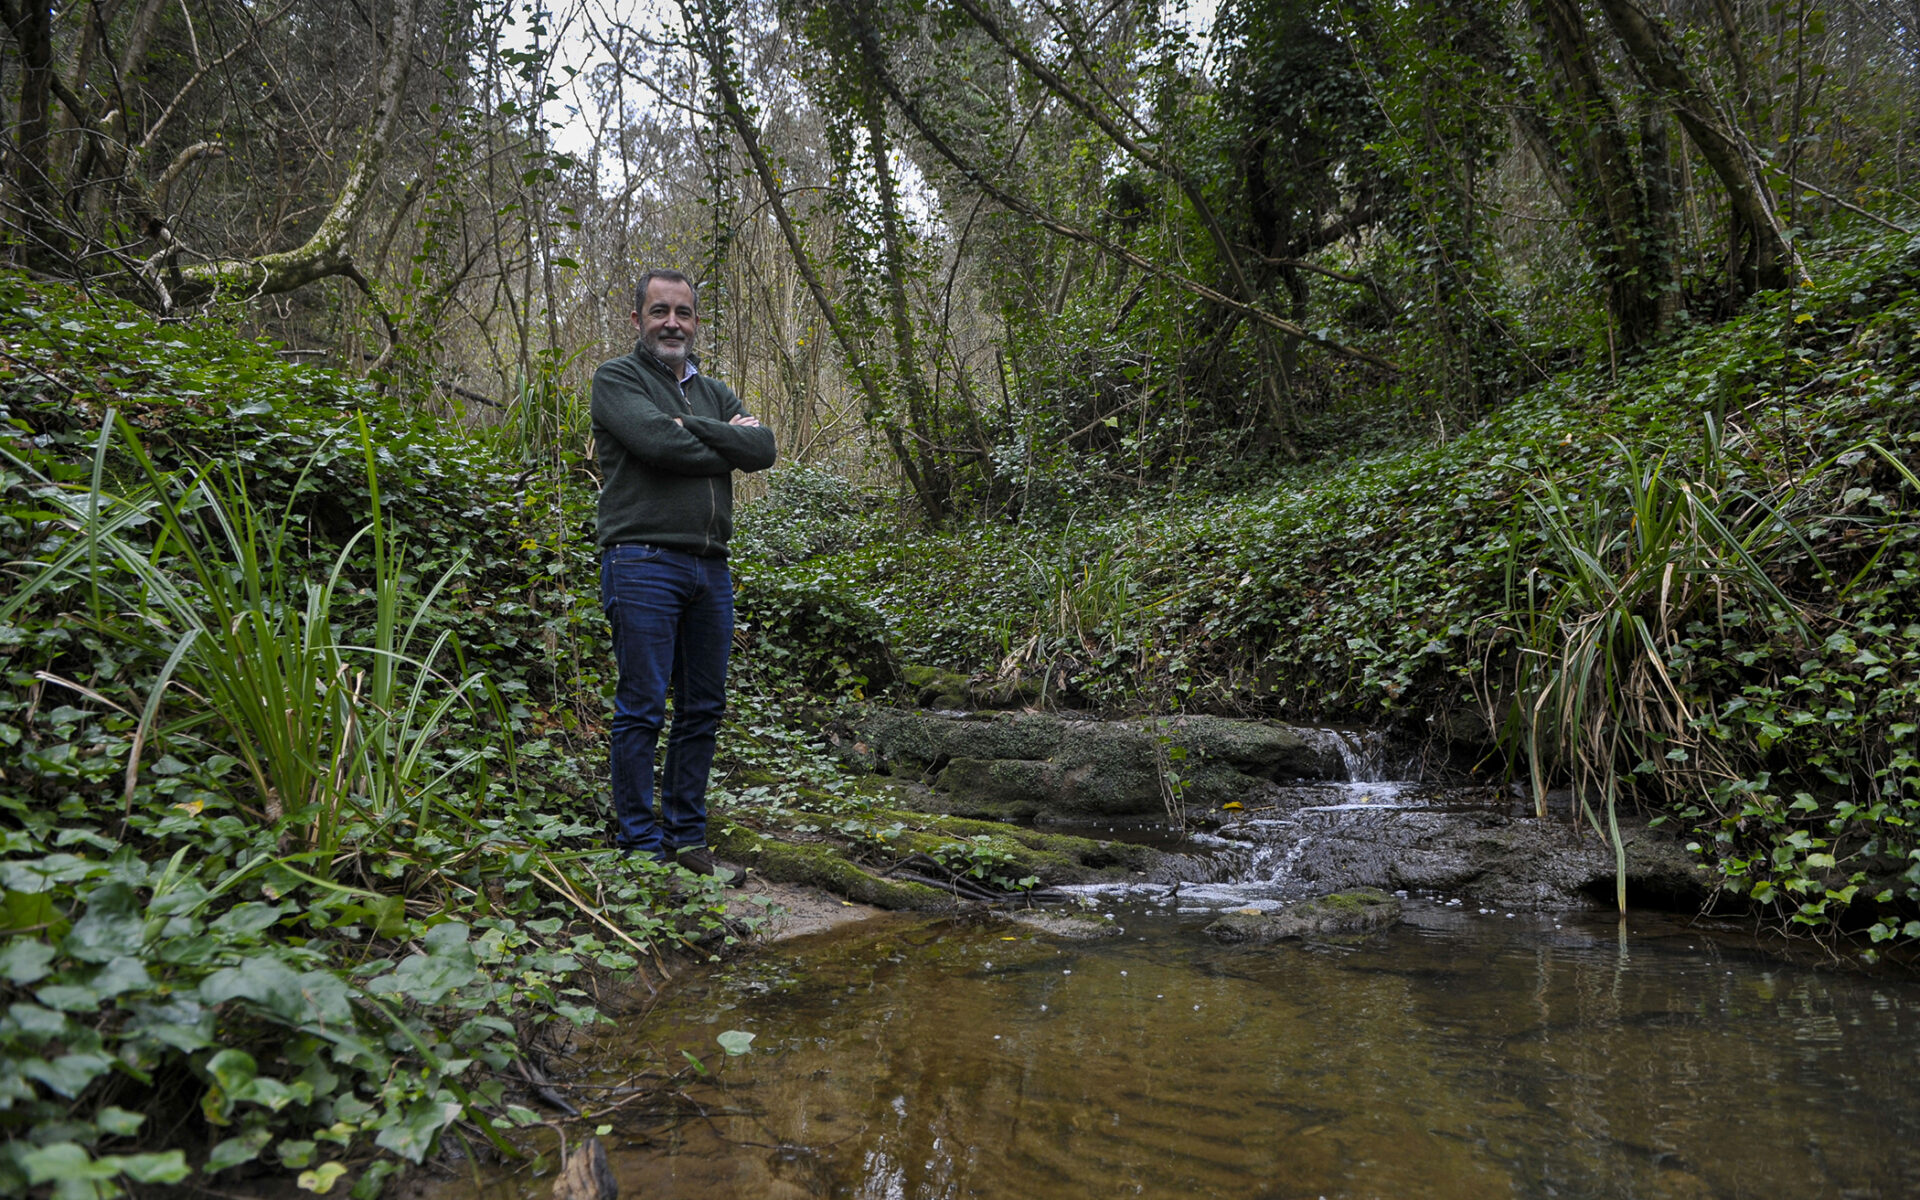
0, 277, 750, 1199
746, 232, 1920, 953
0, 272, 1062, 1197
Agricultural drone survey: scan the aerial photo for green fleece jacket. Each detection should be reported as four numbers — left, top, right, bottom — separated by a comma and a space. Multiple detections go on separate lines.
590, 343, 777, 556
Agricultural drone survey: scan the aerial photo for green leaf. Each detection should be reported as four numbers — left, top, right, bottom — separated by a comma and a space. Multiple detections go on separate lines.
277, 1140, 318, 1168
298, 1162, 349, 1194
63, 884, 142, 963
22, 1051, 115, 1098
368, 927, 478, 1005
206, 1128, 272, 1172
361, 896, 408, 939
20, 1143, 121, 1185
112, 1152, 189, 1184
210, 902, 290, 938
88, 957, 152, 1001
0, 939, 57, 984
716, 1030, 755, 1056
34, 981, 102, 1012
374, 1096, 464, 1163
201, 956, 308, 1021
8, 1001, 72, 1038
1, 890, 69, 939
95, 1107, 146, 1137
205, 1047, 259, 1093
201, 1047, 256, 1124
296, 970, 355, 1026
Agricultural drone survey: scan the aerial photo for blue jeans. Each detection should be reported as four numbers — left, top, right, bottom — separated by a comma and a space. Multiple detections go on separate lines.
600, 544, 734, 857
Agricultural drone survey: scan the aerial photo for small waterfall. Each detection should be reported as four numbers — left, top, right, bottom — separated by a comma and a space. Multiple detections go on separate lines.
1182, 729, 1431, 905
1296, 726, 1409, 785
1064, 725, 1518, 913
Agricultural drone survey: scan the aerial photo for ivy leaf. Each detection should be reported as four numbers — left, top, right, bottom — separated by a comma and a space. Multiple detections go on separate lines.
0, 939, 57, 984
368, 925, 477, 1005
1, 890, 70, 940
95, 1106, 146, 1137
34, 980, 102, 1012
361, 895, 408, 939
19, 1142, 121, 1185
62, 884, 143, 963
298, 1162, 349, 1194
210, 902, 290, 938
201, 1048, 257, 1124
22, 1051, 114, 1098
112, 1152, 189, 1184
125, 996, 214, 1052
7, 1001, 72, 1039
89, 957, 152, 1001
200, 956, 307, 1021
373, 1096, 464, 1163
206, 1127, 273, 1173
277, 1140, 317, 1169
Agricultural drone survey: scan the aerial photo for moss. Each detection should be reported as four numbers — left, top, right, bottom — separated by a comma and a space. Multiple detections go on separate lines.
710, 826, 953, 911
1315, 888, 1393, 914
769, 805, 1162, 883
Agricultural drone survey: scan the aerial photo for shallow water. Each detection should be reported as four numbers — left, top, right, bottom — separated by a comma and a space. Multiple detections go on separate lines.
455, 903, 1920, 1200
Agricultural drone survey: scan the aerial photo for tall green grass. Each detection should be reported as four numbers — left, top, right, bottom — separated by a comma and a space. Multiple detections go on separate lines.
5, 413, 505, 876
1486, 422, 1838, 912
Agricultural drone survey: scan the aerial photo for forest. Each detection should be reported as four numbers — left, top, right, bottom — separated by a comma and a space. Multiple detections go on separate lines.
6, 0, 1920, 1194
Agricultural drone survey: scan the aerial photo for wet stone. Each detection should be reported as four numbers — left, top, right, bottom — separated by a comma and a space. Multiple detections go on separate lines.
1204, 889, 1404, 944
1003, 908, 1124, 939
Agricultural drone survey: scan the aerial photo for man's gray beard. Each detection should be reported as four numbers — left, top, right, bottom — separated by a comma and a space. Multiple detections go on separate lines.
643, 332, 690, 369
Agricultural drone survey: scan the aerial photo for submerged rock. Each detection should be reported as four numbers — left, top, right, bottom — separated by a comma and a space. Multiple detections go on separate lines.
1004, 908, 1124, 939
1205, 889, 1404, 944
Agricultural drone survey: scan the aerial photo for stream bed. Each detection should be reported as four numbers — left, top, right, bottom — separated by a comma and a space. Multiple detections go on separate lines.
450, 899, 1920, 1200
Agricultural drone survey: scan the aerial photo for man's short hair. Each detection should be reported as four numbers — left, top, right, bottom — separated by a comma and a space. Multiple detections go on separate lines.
634, 269, 696, 315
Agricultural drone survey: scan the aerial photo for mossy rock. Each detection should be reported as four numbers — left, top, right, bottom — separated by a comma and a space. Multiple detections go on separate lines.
710, 827, 952, 911
1204, 889, 1403, 945
898, 663, 976, 710
776, 806, 1165, 884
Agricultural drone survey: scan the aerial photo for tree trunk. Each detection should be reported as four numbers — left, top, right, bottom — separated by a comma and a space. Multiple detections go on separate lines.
167, 0, 420, 308
5, 0, 61, 262
1528, 0, 1670, 348
683, 0, 945, 524
1591, 0, 1805, 296
868, 104, 952, 522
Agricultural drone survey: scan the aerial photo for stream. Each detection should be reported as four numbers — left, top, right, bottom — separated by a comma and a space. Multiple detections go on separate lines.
436, 736, 1920, 1199
448, 904, 1920, 1199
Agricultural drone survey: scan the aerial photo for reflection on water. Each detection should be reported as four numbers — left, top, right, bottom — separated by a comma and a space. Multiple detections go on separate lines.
452, 905, 1920, 1199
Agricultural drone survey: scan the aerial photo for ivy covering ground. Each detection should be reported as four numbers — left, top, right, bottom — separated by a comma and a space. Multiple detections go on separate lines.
744, 233, 1920, 952
7, 229, 1920, 1197
0, 275, 774, 1199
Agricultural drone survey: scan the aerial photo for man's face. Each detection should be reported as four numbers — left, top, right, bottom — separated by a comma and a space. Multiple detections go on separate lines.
632, 279, 698, 368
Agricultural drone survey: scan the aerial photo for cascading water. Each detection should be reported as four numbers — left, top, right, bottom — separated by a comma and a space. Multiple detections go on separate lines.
1065, 725, 1526, 913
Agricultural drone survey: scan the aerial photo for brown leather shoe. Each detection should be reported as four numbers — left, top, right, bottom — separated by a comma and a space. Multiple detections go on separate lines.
673, 845, 725, 879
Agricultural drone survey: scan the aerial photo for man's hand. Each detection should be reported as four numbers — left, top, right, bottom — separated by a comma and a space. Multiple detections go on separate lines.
730, 414, 762, 428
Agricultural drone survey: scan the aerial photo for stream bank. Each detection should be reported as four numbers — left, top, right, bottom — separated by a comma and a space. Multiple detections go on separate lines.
712, 705, 1709, 922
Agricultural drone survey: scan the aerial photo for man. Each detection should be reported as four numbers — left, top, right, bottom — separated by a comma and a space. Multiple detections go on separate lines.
591, 268, 776, 876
